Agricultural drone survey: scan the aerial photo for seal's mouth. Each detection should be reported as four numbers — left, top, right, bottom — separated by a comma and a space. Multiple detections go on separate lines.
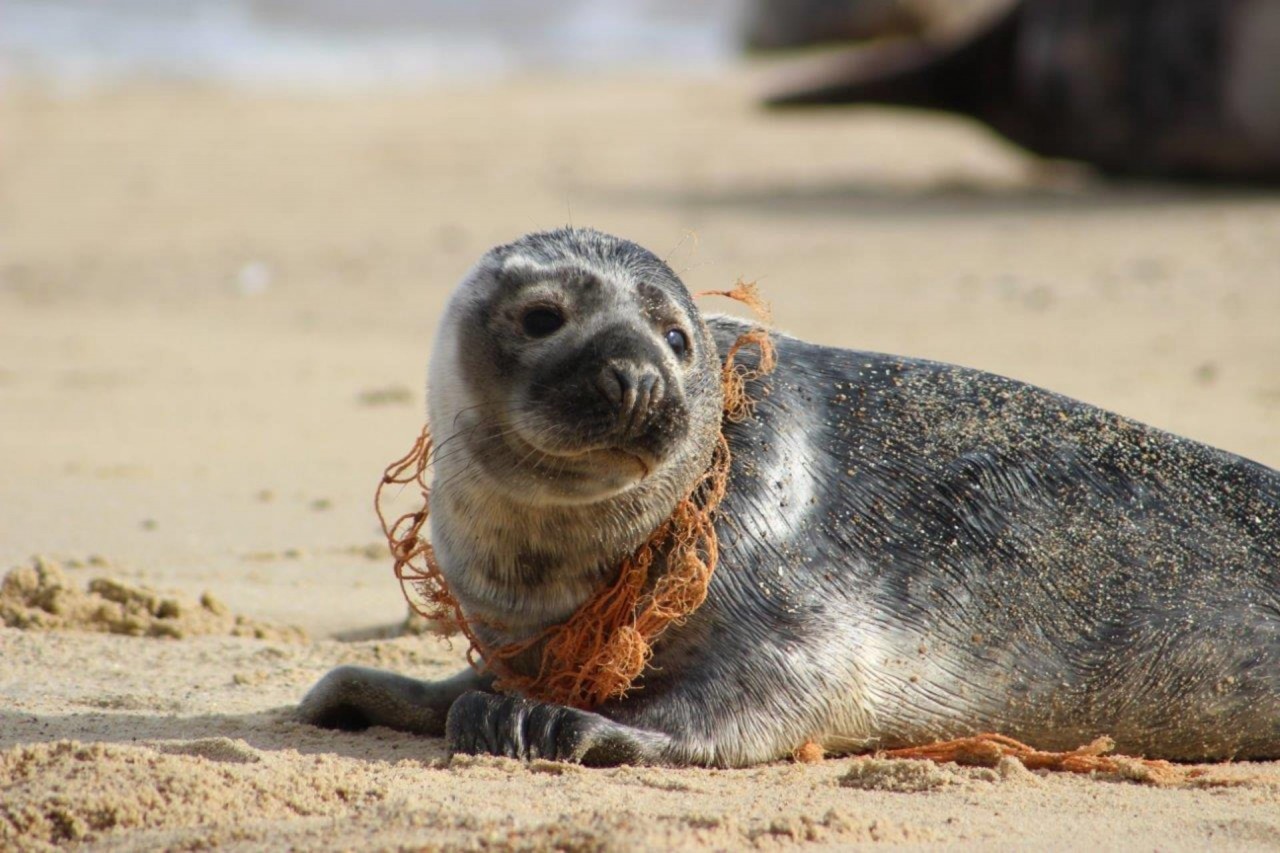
488, 421, 659, 498
519, 435, 655, 479
570, 447, 652, 479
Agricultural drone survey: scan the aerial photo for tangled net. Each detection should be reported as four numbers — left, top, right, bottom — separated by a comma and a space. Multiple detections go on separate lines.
798, 733, 1242, 786
876, 733, 1192, 783
378, 281, 774, 710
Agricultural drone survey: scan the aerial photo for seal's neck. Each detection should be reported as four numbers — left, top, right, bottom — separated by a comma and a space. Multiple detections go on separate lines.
429, 474, 685, 639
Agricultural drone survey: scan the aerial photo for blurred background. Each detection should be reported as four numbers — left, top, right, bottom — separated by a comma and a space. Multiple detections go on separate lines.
1, 0, 739, 87
2, 0, 1277, 634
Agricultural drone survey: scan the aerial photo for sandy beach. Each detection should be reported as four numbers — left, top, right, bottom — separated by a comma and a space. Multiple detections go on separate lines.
2, 75, 1279, 850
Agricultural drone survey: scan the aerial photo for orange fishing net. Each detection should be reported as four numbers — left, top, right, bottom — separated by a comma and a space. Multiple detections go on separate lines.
378, 281, 774, 710
695, 282, 776, 424
872, 733, 1194, 784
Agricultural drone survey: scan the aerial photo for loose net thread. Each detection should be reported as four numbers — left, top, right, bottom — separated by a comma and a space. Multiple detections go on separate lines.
377, 280, 775, 710
695, 281, 776, 424
790, 733, 1279, 787
871, 734, 1200, 785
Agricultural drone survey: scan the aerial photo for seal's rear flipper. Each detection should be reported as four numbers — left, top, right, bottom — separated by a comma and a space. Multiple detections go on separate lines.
742, 0, 929, 53
762, 6, 1020, 117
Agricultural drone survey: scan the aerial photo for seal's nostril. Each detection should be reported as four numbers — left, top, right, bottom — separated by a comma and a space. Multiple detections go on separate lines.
597, 363, 664, 431
596, 365, 628, 409
646, 372, 665, 410
634, 372, 660, 421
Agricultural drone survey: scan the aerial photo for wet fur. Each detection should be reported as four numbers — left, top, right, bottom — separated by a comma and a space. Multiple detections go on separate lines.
300, 229, 1280, 766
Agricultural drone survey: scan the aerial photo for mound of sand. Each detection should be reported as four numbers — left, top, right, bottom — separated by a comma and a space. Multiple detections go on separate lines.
0, 739, 383, 849
838, 755, 1041, 792
0, 557, 306, 642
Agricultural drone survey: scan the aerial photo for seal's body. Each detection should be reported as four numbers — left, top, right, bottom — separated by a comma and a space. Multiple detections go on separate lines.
301, 229, 1280, 767
763, 0, 1280, 182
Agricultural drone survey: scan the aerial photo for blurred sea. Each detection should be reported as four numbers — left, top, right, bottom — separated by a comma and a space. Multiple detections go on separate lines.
1, 0, 741, 89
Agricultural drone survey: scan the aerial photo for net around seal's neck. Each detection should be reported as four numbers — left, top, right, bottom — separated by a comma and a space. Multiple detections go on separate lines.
377, 282, 775, 710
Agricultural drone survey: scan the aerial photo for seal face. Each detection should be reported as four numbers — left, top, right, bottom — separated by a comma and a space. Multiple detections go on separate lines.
432, 230, 720, 504
423, 229, 723, 631
299, 228, 1280, 767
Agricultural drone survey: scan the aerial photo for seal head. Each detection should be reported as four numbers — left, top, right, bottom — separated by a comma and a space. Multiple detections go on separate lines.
425, 228, 723, 633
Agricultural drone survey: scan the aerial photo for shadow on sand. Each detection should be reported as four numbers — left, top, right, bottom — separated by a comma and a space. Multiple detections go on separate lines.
0, 708, 449, 764
580, 174, 1280, 221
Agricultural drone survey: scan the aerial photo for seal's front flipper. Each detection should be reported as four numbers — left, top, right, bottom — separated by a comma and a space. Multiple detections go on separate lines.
297, 666, 492, 736
446, 691, 671, 767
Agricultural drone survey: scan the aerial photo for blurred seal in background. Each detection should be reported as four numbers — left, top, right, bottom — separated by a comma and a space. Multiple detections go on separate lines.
752, 0, 1280, 182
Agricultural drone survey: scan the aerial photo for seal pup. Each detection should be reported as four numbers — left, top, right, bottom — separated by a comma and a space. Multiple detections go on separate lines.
761, 0, 1280, 182
300, 228, 1280, 767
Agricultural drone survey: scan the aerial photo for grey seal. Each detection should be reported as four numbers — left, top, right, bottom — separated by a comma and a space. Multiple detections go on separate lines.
300, 227, 1279, 767
760, 0, 1280, 182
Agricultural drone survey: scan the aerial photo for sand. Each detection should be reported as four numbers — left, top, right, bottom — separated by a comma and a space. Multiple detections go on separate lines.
1, 74, 1279, 850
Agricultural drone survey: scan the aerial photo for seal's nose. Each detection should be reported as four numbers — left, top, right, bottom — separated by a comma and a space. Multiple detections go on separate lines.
596, 361, 664, 434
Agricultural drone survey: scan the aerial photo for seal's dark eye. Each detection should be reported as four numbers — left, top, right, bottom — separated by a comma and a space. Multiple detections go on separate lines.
665, 328, 688, 358
521, 307, 565, 338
